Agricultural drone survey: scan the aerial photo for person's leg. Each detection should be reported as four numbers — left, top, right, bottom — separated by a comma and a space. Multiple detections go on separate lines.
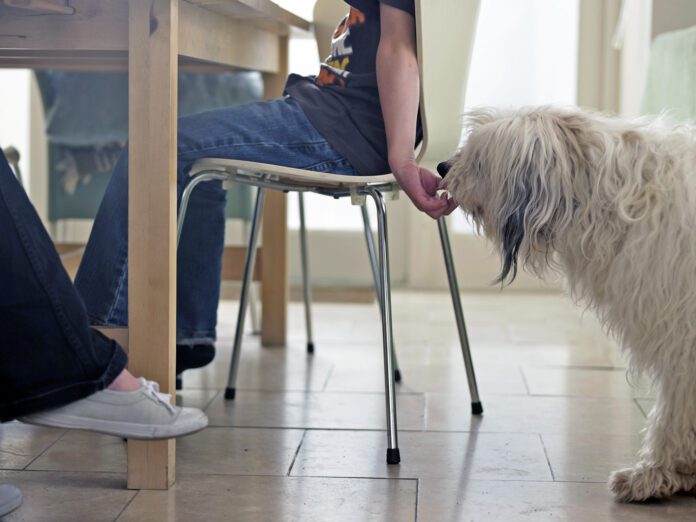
0, 148, 127, 420
75, 97, 355, 346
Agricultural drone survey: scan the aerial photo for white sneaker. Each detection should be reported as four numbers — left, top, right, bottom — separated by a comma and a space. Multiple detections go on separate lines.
0, 485, 22, 517
19, 378, 207, 440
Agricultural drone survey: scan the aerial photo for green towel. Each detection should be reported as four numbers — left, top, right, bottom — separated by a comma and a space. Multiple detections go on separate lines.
641, 25, 696, 120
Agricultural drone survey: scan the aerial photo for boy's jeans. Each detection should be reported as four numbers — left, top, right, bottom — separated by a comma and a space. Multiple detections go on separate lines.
0, 149, 127, 421
75, 97, 357, 344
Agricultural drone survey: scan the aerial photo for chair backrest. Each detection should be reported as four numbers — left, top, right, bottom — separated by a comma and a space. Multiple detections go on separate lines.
313, 0, 349, 60
312, 0, 481, 168
415, 0, 480, 166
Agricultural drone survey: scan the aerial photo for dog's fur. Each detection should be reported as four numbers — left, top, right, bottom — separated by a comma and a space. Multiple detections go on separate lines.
442, 107, 696, 502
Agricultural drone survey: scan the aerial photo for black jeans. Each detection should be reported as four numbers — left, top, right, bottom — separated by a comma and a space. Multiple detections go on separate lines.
0, 148, 127, 421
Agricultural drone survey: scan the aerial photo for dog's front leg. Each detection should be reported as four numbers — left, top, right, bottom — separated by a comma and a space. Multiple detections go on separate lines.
609, 372, 696, 502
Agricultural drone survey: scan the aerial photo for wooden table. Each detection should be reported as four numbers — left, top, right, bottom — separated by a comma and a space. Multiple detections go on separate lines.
0, 0, 309, 489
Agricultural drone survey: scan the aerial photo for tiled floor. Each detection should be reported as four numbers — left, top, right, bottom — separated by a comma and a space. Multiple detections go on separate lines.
3, 291, 696, 521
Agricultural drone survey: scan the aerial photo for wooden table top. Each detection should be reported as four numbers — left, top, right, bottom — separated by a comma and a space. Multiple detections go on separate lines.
0, 0, 311, 71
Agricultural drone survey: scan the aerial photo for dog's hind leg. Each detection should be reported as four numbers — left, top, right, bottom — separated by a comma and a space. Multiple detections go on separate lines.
609, 370, 696, 502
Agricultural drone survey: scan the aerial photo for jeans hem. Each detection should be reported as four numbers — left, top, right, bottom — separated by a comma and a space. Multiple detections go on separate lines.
0, 341, 128, 422
176, 331, 216, 346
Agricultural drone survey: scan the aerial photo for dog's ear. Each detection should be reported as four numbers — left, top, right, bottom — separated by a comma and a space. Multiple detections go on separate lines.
492, 119, 573, 285
495, 200, 526, 285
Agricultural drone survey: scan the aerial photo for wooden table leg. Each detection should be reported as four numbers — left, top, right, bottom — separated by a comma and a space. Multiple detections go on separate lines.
126, 0, 178, 490
261, 35, 289, 347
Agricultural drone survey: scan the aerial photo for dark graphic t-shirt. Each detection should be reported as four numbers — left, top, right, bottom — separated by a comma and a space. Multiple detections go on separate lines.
284, 0, 417, 175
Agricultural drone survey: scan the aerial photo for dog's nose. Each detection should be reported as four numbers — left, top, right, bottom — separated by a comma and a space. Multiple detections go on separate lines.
437, 161, 450, 177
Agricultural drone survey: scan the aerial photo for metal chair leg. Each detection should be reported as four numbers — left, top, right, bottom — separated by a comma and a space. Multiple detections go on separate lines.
365, 188, 400, 465
437, 217, 483, 415
242, 221, 261, 335
360, 205, 401, 382
177, 171, 228, 247
298, 192, 315, 354
225, 187, 266, 400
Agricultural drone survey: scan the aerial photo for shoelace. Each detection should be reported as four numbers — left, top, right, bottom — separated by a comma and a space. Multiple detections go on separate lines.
139, 378, 177, 415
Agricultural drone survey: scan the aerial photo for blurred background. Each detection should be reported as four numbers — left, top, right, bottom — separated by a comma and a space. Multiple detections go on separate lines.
0, 0, 689, 297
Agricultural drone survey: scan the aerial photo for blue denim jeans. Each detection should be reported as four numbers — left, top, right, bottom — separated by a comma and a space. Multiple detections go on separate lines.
75, 97, 357, 344
0, 149, 127, 421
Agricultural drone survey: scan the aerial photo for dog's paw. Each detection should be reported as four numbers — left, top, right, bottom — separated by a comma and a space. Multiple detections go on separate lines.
609, 466, 696, 502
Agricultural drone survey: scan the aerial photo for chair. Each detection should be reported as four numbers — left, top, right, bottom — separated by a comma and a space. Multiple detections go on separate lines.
177, 0, 482, 465
2, 146, 21, 185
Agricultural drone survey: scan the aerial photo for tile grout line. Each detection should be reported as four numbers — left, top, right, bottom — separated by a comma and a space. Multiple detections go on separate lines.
22, 428, 69, 470
286, 430, 307, 477
321, 365, 336, 392
414, 477, 420, 522
201, 389, 223, 412
113, 489, 141, 521
538, 433, 556, 481
519, 366, 531, 395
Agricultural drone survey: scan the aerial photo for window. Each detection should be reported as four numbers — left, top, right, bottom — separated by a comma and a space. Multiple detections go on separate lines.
453, 0, 580, 233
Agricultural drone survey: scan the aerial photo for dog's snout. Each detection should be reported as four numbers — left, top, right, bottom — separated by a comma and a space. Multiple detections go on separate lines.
437, 161, 450, 177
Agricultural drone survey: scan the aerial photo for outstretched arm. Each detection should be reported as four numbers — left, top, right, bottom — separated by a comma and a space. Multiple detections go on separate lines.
376, 3, 456, 219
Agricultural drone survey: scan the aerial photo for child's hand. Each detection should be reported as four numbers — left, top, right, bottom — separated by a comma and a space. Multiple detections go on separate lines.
392, 160, 457, 219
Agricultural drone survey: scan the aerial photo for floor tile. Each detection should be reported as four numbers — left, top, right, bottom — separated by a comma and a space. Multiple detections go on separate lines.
541, 432, 643, 482
5, 291, 690, 520
324, 363, 528, 395
27, 431, 125, 473
292, 430, 552, 481
204, 390, 426, 430
422, 394, 646, 435
417, 478, 696, 522
117, 474, 416, 522
181, 339, 333, 392
0, 470, 134, 522
27, 427, 305, 477
177, 427, 304, 475
522, 366, 653, 399
175, 388, 221, 409
0, 423, 65, 470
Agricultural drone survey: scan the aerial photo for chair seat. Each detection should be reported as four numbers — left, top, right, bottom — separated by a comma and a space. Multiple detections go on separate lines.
190, 158, 396, 190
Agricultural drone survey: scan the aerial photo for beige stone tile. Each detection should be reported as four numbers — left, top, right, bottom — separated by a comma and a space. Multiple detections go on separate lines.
27, 431, 125, 473
204, 390, 426, 430
541, 432, 643, 482
118, 474, 417, 522
0, 470, 134, 522
422, 394, 646, 435
175, 388, 220, 409
177, 427, 304, 475
324, 363, 528, 395
182, 337, 333, 392
27, 427, 305, 477
292, 430, 552, 481
417, 478, 696, 521
523, 367, 654, 399
0, 422, 65, 470
469, 343, 622, 368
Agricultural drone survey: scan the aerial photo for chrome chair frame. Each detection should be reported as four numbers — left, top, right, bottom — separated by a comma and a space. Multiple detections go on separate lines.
176, 166, 482, 465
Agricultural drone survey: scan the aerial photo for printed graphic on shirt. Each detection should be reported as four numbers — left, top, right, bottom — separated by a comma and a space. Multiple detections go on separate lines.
316, 7, 366, 87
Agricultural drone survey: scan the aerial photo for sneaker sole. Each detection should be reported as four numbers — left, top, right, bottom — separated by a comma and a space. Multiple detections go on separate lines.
19, 412, 208, 440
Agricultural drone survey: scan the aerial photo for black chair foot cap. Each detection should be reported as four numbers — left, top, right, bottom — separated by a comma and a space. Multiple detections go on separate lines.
175, 374, 183, 391
394, 369, 402, 383
472, 401, 483, 415
307, 342, 315, 354
224, 387, 236, 400
386, 448, 401, 464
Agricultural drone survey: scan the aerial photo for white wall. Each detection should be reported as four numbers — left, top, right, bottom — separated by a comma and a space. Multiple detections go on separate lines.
0, 70, 31, 186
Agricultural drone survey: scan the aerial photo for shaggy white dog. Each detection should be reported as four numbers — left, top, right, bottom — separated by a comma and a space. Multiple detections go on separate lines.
439, 107, 696, 503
